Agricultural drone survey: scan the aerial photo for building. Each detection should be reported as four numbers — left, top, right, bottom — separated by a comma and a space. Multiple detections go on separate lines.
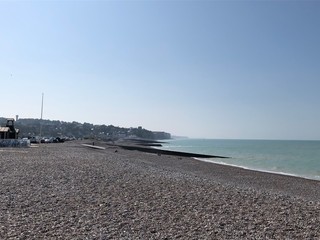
0, 118, 20, 139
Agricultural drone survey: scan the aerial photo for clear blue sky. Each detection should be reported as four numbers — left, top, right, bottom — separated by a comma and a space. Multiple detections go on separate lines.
1, 1, 320, 140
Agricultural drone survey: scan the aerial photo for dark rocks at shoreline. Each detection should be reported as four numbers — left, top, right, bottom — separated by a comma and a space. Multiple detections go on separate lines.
0, 141, 319, 239
117, 138, 165, 147
113, 138, 229, 158
118, 144, 229, 158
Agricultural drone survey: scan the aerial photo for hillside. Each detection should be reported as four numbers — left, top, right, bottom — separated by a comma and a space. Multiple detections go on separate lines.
0, 118, 171, 140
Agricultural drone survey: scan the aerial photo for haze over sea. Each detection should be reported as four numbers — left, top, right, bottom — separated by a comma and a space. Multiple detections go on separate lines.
161, 139, 320, 181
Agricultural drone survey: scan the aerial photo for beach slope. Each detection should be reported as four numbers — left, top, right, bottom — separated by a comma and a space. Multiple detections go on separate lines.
0, 141, 319, 239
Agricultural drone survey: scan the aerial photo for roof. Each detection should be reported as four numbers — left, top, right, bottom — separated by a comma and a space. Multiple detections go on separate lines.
0, 127, 10, 132
0, 127, 19, 134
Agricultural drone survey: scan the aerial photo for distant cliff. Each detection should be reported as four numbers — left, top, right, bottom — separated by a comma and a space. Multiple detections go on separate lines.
0, 118, 171, 140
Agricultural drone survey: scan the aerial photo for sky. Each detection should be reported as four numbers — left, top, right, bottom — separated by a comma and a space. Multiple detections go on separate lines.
1, 1, 320, 140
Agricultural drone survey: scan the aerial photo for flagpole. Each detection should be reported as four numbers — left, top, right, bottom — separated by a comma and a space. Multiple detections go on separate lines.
41, 93, 44, 120
40, 93, 44, 142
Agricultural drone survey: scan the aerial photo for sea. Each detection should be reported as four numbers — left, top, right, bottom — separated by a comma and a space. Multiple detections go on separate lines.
159, 139, 320, 181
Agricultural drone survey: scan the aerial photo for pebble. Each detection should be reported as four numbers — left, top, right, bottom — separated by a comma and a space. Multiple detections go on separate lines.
0, 141, 319, 239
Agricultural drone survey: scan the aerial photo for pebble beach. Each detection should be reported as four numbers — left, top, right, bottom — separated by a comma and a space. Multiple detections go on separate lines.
0, 141, 319, 239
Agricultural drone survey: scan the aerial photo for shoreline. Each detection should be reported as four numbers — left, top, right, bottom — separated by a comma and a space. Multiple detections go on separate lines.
194, 157, 320, 182
97, 140, 320, 201
109, 139, 319, 182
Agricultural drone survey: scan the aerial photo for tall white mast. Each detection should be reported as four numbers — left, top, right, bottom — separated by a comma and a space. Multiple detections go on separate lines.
40, 93, 44, 140
41, 93, 44, 120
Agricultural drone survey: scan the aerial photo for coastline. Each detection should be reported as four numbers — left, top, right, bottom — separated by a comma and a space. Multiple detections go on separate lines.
116, 138, 319, 182
159, 138, 320, 182
112, 141, 320, 202
1, 140, 319, 239
194, 157, 320, 182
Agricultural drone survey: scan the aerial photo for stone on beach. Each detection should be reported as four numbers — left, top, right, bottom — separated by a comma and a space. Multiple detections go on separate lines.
0, 141, 319, 239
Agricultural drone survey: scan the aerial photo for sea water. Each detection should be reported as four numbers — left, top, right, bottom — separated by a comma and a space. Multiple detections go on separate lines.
160, 139, 320, 181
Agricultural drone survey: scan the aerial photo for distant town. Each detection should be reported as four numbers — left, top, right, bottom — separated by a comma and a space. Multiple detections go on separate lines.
0, 117, 171, 143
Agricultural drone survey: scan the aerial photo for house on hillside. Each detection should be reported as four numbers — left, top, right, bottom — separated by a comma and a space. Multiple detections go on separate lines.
0, 118, 20, 139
